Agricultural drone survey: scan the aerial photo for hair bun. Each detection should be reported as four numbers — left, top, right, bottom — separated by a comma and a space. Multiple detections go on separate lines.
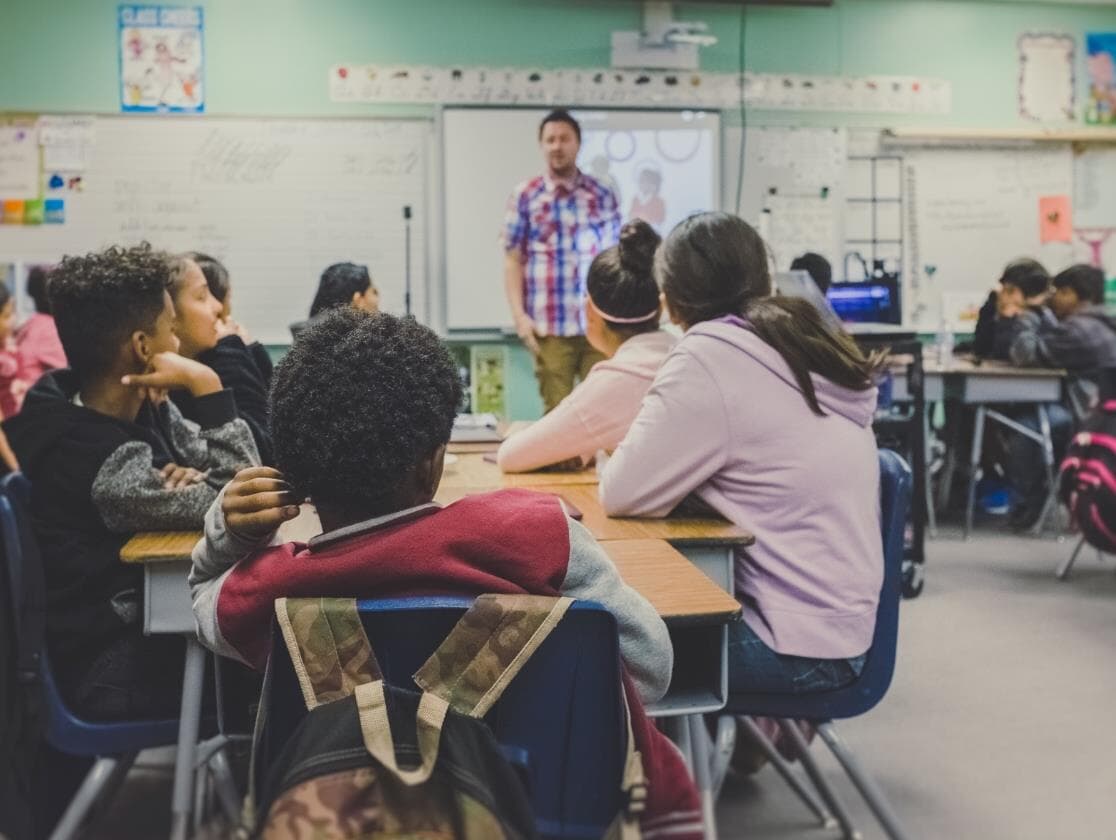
618, 219, 661, 277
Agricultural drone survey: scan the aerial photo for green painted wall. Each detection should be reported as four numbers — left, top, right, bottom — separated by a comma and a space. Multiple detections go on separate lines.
2, 0, 1113, 418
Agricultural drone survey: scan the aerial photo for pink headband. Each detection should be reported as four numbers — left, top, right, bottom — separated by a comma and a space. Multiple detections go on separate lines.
587, 295, 660, 325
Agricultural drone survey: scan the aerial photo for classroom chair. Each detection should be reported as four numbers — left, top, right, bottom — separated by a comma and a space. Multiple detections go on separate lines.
259, 596, 631, 840
0, 473, 238, 840
711, 448, 913, 840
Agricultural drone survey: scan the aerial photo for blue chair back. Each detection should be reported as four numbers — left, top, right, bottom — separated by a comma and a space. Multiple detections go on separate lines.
726, 448, 912, 720
0, 472, 180, 756
261, 597, 627, 840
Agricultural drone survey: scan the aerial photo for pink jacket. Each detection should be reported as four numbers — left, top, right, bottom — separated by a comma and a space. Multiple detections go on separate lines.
497, 330, 677, 472
17, 313, 66, 386
600, 319, 882, 659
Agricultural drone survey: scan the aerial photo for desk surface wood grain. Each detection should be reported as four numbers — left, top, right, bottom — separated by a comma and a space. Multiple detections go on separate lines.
440, 452, 598, 489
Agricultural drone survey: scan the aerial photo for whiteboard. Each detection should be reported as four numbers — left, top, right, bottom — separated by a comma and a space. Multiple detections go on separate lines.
443, 108, 721, 332
0, 116, 429, 344
902, 146, 1074, 330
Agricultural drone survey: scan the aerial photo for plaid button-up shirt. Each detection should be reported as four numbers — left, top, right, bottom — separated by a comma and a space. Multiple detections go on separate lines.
504, 171, 621, 337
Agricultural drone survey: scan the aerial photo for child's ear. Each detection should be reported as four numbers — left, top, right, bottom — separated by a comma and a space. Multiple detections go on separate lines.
129, 330, 154, 369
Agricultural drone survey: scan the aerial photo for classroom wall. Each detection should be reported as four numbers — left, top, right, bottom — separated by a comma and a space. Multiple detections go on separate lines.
4, 0, 1114, 419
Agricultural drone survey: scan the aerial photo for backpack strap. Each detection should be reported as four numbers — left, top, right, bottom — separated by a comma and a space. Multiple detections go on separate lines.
603, 683, 648, 840
413, 593, 573, 717
274, 597, 382, 709
353, 681, 449, 787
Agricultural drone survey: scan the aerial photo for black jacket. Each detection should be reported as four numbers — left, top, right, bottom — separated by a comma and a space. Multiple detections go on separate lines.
3, 371, 257, 694
172, 335, 274, 464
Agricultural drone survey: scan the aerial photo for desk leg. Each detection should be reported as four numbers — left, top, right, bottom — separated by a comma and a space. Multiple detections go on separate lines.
687, 714, 719, 840
964, 406, 986, 540
1031, 404, 1058, 537
170, 638, 205, 840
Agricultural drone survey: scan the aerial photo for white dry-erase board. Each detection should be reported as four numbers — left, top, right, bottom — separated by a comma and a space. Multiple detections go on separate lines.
902, 145, 1074, 330
0, 116, 430, 344
442, 107, 721, 332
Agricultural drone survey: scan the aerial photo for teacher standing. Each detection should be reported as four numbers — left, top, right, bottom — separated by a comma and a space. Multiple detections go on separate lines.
503, 109, 622, 412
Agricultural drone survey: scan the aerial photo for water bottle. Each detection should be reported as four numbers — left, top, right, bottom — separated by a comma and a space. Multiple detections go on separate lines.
936, 318, 954, 368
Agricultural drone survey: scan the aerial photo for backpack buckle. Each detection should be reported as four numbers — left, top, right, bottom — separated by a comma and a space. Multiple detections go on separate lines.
623, 781, 648, 817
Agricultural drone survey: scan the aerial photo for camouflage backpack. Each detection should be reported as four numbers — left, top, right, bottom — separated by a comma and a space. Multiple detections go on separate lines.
244, 594, 646, 840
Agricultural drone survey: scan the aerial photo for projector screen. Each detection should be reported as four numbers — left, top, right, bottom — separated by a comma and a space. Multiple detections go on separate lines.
443, 108, 721, 331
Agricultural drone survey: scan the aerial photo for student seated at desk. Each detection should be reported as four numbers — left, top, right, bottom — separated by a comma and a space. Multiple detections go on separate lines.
17, 264, 67, 385
188, 251, 274, 384
288, 261, 379, 340
497, 220, 676, 472
168, 254, 275, 464
600, 212, 885, 696
1004, 264, 1116, 527
3, 244, 260, 720
970, 258, 1053, 361
189, 309, 703, 837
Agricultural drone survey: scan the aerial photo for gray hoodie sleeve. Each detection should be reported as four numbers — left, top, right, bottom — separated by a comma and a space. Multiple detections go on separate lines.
91, 396, 260, 533
189, 487, 277, 663
559, 516, 673, 703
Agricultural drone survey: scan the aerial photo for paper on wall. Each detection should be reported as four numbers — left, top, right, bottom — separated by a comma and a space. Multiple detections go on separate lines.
0, 127, 40, 199
1018, 33, 1076, 122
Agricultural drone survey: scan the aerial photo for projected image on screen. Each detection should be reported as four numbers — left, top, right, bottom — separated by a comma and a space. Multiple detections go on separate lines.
577, 115, 717, 236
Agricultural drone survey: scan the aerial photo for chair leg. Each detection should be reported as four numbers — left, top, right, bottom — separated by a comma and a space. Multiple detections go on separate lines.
777, 719, 860, 840
738, 717, 835, 828
816, 722, 911, 840
709, 714, 736, 799
1057, 535, 1088, 581
49, 756, 131, 840
686, 715, 719, 840
964, 407, 986, 540
207, 747, 243, 827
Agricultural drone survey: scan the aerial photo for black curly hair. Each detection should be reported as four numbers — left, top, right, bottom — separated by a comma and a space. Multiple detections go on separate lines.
270, 308, 462, 520
49, 243, 172, 381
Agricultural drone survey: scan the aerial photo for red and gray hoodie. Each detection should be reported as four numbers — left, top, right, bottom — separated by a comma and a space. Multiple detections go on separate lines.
190, 487, 703, 839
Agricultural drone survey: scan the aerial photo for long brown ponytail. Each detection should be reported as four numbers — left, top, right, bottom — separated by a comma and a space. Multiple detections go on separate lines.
656, 212, 886, 415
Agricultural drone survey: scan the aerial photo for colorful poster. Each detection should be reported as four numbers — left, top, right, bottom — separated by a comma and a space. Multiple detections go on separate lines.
471, 346, 506, 417
1039, 195, 1073, 243
119, 5, 204, 113
1086, 33, 1116, 125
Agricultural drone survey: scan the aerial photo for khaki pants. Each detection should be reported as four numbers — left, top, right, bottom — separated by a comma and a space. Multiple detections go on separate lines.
534, 335, 606, 413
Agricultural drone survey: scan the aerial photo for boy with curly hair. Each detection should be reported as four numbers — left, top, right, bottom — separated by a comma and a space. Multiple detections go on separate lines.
190, 308, 704, 838
3, 243, 260, 720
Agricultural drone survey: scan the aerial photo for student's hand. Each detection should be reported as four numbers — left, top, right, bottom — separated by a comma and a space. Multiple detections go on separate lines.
217, 317, 251, 343
540, 456, 585, 472
515, 314, 540, 356
997, 286, 1024, 319
160, 462, 207, 490
123, 352, 222, 398
222, 466, 302, 541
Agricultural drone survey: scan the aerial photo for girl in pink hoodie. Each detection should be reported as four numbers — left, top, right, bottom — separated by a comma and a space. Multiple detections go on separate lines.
600, 212, 886, 694
497, 219, 677, 473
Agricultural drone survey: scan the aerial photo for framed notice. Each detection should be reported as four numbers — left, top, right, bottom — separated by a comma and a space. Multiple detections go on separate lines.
119, 5, 204, 113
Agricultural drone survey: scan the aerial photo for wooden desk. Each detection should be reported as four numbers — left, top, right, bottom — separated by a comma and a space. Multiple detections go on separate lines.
440, 452, 599, 489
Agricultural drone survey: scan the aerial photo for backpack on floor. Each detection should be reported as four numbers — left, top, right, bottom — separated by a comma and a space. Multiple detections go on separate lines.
1059, 399, 1116, 552
244, 594, 646, 840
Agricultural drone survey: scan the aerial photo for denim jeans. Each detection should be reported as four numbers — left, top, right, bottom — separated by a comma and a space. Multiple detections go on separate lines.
728, 618, 866, 695
1004, 402, 1073, 510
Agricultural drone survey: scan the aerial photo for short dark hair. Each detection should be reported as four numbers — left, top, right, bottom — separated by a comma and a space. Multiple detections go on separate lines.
185, 252, 230, 303
790, 252, 833, 295
270, 309, 462, 520
49, 244, 171, 381
1000, 258, 1050, 299
1053, 264, 1105, 305
538, 109, 580, 142
587, 219, 661, 335
26, 266, 52, 314
309, 262, 372, 318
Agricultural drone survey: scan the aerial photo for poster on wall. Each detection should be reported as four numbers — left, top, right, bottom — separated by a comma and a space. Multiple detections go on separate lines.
119, 5, 204, 113
1018, 33, 1075, 121
1086, 33, 1116, 124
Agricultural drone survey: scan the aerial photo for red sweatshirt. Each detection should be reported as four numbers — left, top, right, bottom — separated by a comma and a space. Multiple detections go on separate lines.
190, 488, 702, 838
